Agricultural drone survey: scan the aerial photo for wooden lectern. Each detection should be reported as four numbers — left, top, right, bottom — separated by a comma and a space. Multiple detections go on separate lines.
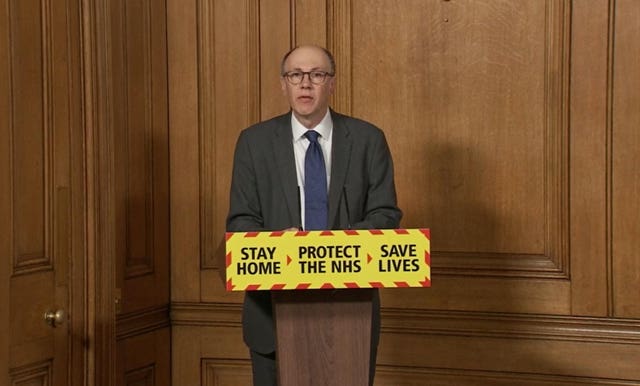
272, 289, 374, 386
225, 228, 431, 384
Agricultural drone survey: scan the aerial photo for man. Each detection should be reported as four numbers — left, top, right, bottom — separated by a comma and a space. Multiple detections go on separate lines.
226, 45, 402, 386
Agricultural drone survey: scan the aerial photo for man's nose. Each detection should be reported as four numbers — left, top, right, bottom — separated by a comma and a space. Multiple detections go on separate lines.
300, 73, 313, 87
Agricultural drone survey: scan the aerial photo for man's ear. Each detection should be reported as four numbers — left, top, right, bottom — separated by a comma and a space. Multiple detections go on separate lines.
280, 77, 287, 94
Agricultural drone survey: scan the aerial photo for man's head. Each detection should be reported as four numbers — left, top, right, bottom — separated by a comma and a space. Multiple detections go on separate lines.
280, 45, 336, 129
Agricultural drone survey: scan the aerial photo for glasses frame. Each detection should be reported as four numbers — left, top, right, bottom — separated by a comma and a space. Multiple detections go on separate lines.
282, 70, 335, 85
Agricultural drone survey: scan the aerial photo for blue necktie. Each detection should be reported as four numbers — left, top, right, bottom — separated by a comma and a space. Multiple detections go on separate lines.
304, 130, 328, 230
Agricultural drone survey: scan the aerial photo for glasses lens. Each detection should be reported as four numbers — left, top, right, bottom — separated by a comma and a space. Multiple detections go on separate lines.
284, 71, 332, 85
286, 72, 302, 84
310, 71, 326, 84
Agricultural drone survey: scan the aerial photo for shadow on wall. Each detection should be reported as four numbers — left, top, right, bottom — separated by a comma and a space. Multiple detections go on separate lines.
423, 140, 500, 254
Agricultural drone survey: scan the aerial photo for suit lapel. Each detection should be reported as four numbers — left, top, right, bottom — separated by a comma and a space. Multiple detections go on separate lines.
272, 114, 301, 228
328, 112, 352, 227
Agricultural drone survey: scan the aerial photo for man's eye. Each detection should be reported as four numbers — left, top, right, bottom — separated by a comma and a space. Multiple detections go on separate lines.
289, 72, 302, 78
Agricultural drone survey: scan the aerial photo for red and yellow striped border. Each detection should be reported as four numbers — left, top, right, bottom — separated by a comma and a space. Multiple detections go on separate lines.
225, 229, 430, 291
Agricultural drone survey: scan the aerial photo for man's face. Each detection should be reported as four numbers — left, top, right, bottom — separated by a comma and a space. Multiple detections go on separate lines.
280, 46, 335, 128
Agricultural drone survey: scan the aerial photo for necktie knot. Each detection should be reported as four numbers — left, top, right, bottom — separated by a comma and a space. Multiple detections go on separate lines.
305, 130, 320, 143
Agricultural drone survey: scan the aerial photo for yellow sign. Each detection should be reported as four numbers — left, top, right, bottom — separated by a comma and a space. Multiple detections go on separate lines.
225, 229, 430, 291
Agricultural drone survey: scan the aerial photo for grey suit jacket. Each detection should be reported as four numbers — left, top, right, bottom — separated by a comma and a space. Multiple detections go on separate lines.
226, 110, 402, 353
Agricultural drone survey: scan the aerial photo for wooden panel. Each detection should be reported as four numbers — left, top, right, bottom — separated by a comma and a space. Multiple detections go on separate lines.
348, 0, 572, 316
351, 0, 569, 278
117, 329, 170, 386
198, 0, 263, 302
10, 360, 51, 386
172, 322, 250, 386
0, 0, 9, 374
569, 0, 610, 316
125, 365, 154, 386
168, 0, 201, 302
116, 0, 156, 279
110, 0, 171, 384
171, 327, 202, 386
612, 0, 640, 318
83, 0, 119, 382
382, 276, 570, 314
293, 0, 326, 46
200, 0, 260, 272
376, 367, 640, 386
378, 331, 640, 381
381, 309, 640, 345
196, 0, 219, 275
10, 0, 50, 274
259, 0, 290, 120
327, 0, 352, 113
202, 360, 252, 386
116, 306, 170, 341
112, 0, 170, 313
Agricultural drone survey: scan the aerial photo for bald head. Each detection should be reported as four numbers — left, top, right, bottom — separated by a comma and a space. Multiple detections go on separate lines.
280, 45, 336, 76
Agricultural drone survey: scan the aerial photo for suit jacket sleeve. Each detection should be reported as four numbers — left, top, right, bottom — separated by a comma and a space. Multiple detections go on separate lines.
346, 126, 402, 230
226, 129, 266, 232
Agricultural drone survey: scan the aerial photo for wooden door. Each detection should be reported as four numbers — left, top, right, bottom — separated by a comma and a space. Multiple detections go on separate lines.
0, 0, 86, 385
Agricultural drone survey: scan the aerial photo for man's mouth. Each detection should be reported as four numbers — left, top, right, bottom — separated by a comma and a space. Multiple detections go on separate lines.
297, 95, 313, 104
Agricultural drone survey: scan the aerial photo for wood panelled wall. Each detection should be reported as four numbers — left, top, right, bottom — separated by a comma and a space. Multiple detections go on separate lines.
108, 0, 171, 384
169, 0, 640, 385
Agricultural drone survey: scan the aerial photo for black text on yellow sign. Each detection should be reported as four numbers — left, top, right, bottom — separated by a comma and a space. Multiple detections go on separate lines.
226, 229, 430, 291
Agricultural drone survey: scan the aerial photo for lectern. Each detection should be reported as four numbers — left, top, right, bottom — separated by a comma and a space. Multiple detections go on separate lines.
224, 228, 431, 385
272, 288, 374, 386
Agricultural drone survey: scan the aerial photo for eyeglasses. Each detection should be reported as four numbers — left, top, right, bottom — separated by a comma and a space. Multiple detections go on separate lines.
282, 71, 334, 85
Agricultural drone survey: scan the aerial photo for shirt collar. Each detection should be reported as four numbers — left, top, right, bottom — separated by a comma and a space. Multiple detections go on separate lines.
291, 109, 333, 141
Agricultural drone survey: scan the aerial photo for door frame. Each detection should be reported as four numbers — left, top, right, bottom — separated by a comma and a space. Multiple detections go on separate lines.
81, 0, 117, 385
